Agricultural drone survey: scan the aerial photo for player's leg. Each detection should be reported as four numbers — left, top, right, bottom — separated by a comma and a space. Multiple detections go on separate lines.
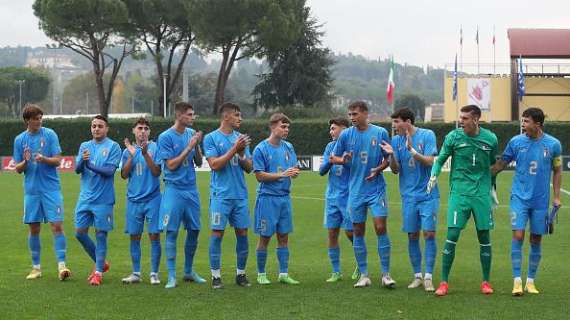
208, 199, 228, 288
420, 198, 439, 292
183, 190, 204, 283
371, 194, 394, 288
123, 201, 143, 284
254, 195, 276, 284
91, 205, 114, 285
232, 199, 251, 287
43, 191, 69, 280
146, 195, 162, 285
324, 199, 342, 281
339, 199, 358, 280
276, 197, 298, 285
75, 204, 97, 266
510, 197, 527, 295
27, 223, 42, 279
350, 200, 370, 287
402, 200, 422, 288
472, 196, 494, 294
160, 186, 182, 288
526, 208, 547, 294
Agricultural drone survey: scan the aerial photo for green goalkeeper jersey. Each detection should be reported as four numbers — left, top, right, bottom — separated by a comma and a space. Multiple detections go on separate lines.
431, 127, 498, 197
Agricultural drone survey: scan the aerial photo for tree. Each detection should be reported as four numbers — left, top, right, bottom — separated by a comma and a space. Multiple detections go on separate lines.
188, 0, 300, 114
395, 93, 427, 121
253, 0, 333, 109
123, 0, 194, 117
33, 0, 138, 118
0, 67, 50, 117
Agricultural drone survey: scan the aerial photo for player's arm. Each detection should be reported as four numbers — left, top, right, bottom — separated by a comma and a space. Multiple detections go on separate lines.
491, 159, 508, 176
380, 141, 399, 174
165, 132, 201, 171
141, 142, 161, 177
193, 145, 203, 167
86, 143, 120, 177
14, 142, 30, 174
430, 132, 454, 178
35, 154, 61, 167
207, 134, 249, 171
75, 144, 87, 174
552, 153, 562, 206
319, 144, 333, 176
121, 139, 135, 179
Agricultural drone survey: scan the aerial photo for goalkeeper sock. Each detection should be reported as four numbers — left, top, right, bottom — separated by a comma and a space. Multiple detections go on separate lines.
511, 239, 523, 278
441, 227, 461, 282
477, 230, 492, 282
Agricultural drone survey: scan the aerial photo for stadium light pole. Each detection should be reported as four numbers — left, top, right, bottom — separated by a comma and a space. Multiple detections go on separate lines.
17, 80, 25, 116
163, 74, 168, 118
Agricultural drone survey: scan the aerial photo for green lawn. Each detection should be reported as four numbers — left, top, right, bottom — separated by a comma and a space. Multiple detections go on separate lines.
1, 171, 569, 319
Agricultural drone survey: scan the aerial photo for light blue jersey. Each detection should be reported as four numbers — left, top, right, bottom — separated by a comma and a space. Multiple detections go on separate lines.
13, 127, 62, 195
391, 128, 440, 201
502, 133, 562, 208
252, 139, 298, 196
157, 127, 198, 187
121, 141, 161, 202
76, 138, 121, 205
333, 124, 390, 201
204, 129, 251, 199
320, 140, 350, 199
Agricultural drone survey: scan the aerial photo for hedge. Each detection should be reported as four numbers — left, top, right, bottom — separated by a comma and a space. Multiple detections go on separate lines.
1, 118, 568, 156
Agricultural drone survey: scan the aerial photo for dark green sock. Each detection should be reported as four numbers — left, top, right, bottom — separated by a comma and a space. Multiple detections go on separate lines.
477, 230, 492, 282
441, 227, 461, 282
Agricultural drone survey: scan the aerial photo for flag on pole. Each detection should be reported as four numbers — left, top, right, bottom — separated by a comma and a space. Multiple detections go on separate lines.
453, 54, 458, 101
518, 56, 525, 101
386, 57, 395, 105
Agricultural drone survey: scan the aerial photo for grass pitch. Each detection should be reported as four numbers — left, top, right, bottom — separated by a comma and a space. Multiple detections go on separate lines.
1, 171, 569, 319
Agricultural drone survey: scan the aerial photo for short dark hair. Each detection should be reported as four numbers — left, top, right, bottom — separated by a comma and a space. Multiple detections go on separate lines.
391, 107, 415, 125
329, 117, 350, 128
269, 113, 291, 126
175, 101, 193, 114
348, 100, 368, 112
22, 104, 43, 121
132, 117, 150, 128
522, 107, 545, 126
92, 114, 108, 125
219, 102, 240, 116
460, 104, 481, 119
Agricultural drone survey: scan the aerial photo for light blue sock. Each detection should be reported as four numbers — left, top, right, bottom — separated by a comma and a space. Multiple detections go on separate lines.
130, 239, 141, 273
276, 247, 289, 274
511, 239, 523, 278
377, 234, 391, 274
236, 235, 248, 271
95, 231, 108, 273
150, 239, 161, 274
328, 247, 340, 273
29, 234, 41, 266
353, 235, 368, 276
75, 232, 96, 262
165, 231, 178, 279
408, 238, 421, 274
53, 232, 66, 263
528, 242, 542, 279
209, 235, 222, 271
256, 249, 267, 274
425, 237, 437, 275
184, 230, 199, 275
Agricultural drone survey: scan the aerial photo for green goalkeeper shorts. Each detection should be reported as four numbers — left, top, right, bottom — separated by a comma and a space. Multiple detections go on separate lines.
447, 193, 494, 230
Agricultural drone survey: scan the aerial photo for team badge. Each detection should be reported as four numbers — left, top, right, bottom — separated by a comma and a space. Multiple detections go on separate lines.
371, 138, 377, 146
543, 147, 549, 158
481, 144, 490, 151
40, 138, 45, 148
285, 151, 290, 161
417, 142, 423, 152
107, 215, 112, 223
102, 148, 108, 157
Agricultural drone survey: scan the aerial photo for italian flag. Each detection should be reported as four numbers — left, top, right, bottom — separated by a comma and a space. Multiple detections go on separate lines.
386, 57, 395, 105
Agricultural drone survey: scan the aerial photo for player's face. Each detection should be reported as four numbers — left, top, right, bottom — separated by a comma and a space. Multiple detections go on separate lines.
348, 108, 367, 127
272, 121, 290, 139
459, 111, 478, 135
26, 114, 43, 132
91, 119, 108, 141
392, 117, 410, 136
226, 110, 242, 129
329, 123, 345, 140
177, 109, 196, 127
132, 124, 150, 143
521, 116, 540, 136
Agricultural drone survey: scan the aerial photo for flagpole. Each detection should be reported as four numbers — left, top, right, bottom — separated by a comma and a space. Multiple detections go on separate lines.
476, 25, 480, 74
460, 25, 463, 72
493, 25, 496, 74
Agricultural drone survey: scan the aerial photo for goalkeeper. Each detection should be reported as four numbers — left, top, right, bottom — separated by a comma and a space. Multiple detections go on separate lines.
427, 105, 498, 296
492, 107, 562, 296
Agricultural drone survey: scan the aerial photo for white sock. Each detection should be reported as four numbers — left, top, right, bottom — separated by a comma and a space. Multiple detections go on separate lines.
33, 264, 41, 269
514, 276, 522, 282
236, 269, 246, 275
133, 272, 141, 276
414, 273, 423, 279
211, 269, 221, 278
279, 273, 288, 278
58, 262, 66, 269
424, 273, 432, 280
526, 278, 534, 283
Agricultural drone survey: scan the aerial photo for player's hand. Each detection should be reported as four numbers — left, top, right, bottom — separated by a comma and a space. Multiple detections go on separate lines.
124, 138, 136, 157
490, 184, 499, 209
23, 147, 32, 162
188, 131, 203, 150
141, 140, 149, 155
426, 176, 437, 194
82, 148, 90, 162
406, 133, 413, 151
380, 141, 393, 155
282, 167, 300, 178
234, 134, 250, 154
553, 198, 561, 208
34, 153, 45, 163
365, 166, 381, 181
342, 152, 352, 164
